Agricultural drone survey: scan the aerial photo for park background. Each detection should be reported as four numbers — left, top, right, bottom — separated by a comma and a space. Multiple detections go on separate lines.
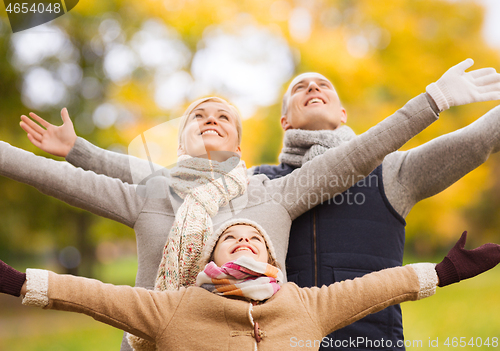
1, 0, 500, 349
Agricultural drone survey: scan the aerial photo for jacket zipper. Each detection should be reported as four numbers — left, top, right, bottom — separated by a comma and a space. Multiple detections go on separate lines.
313, 209, 318, 286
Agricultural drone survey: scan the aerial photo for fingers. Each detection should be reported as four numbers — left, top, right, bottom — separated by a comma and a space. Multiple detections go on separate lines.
20, 115, 45, 136
468, 67, 497, 79
20, 120, 43, 143
470, 242, 500, 255
28, 112, 51, 129
60, 108, 72, 124
475, 91, 500, 102
26, 132, 42, 148
473, 72, 500, 86
456, 231, 468, 250
451, 58, 474, 73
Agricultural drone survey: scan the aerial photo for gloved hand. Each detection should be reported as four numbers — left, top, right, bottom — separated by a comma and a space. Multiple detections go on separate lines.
426, 59, 500, 112
436, 231, 500, 287
0, 259, 26, 297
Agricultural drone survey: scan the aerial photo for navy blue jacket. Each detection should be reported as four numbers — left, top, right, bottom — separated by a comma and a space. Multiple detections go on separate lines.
253, 163, 407, 351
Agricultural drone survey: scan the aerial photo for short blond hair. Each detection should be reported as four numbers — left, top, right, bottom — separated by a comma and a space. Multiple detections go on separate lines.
281, 72, 335, 116
177, 96, 243, 147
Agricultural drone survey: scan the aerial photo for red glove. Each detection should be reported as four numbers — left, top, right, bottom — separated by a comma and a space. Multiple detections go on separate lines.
0, 259, 26, 297
436, 231, 500, 287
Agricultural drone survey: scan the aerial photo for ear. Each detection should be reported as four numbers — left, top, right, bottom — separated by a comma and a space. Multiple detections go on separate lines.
235, 146, 242, 157
340, 108, 347, 124
280, 115, 292, 131
177, 144, 186, 156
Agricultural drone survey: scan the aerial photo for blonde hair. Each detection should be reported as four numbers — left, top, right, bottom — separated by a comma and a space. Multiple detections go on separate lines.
177, 96, 243, 147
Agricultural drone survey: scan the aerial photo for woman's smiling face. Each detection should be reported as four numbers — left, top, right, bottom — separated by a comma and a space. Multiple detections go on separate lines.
178, 101, 241, 159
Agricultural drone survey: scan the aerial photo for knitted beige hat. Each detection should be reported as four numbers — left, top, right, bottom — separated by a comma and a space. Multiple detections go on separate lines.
198, 218, 279, 269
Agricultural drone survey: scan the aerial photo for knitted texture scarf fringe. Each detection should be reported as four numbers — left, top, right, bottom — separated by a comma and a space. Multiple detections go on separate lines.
128, 155, 248, 351
279, 126, 356, 167
196, 256, 284, 301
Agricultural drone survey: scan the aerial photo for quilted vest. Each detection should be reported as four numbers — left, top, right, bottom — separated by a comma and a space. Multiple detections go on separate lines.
253, 163, 407, 351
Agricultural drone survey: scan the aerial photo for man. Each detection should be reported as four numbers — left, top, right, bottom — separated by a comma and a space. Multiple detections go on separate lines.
250, 68, 500, 350
18, 59, 500, 350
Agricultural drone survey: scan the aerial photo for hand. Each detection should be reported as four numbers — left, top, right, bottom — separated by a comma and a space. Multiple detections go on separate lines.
435, 231, 500, 287
20, 108, 77, 158
0, 259, 26, 297
426, 59, 500, 111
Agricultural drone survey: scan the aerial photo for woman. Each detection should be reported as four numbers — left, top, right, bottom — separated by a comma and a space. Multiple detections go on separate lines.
1, 219, 499, 350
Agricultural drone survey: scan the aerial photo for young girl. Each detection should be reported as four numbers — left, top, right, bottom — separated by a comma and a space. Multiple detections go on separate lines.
1, 218, 499, 351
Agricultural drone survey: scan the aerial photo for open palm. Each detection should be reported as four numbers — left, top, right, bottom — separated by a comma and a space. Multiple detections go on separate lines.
20, 108, 77, 157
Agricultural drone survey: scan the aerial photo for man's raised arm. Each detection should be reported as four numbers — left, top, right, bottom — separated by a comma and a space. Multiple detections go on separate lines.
383, 104, 500, 218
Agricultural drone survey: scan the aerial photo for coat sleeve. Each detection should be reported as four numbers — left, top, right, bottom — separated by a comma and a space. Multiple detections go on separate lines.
0, 141, 144, 227
383, 104, 500, 218
22, 269, 185, 342
66, 137, 164, 185
266, 93, 439, 220
297, 263, 438, 337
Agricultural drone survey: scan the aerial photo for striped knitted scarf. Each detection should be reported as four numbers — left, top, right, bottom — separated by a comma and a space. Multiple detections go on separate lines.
128, 155, 248, 351
196, 256, 284, 301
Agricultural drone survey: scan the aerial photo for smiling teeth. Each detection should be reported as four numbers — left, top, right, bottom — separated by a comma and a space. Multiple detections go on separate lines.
307, 98, 324, 106
234, 247, 252, 253
202, 130, 219, 136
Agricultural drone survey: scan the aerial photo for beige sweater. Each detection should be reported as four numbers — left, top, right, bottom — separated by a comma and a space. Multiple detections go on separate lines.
22, 263, 437, 350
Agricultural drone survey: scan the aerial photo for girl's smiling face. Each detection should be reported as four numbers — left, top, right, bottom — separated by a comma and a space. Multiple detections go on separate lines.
212, 224, 269, 267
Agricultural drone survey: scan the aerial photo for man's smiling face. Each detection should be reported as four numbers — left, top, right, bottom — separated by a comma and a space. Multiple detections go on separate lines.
281, 73, 347, 131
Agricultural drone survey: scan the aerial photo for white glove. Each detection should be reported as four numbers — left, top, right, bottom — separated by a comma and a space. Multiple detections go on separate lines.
426, 59, 500, 112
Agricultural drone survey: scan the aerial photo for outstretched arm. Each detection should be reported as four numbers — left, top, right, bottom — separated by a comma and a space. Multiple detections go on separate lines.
0, 141, 144, 227
0, 261, 184, 343
67, 137, 161, 184
269, 59, 500, 219
383, 104, 500, 218
301, 231, 500, 337
20, 109, 156, 184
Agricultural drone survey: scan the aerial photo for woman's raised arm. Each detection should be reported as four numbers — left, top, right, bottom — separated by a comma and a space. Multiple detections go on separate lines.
20, 109, 156, 184
0, 140, 144, 227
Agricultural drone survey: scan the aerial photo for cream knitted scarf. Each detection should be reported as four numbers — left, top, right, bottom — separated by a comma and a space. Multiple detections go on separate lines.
278, 126, 356, 167
128, 154, 249, 351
